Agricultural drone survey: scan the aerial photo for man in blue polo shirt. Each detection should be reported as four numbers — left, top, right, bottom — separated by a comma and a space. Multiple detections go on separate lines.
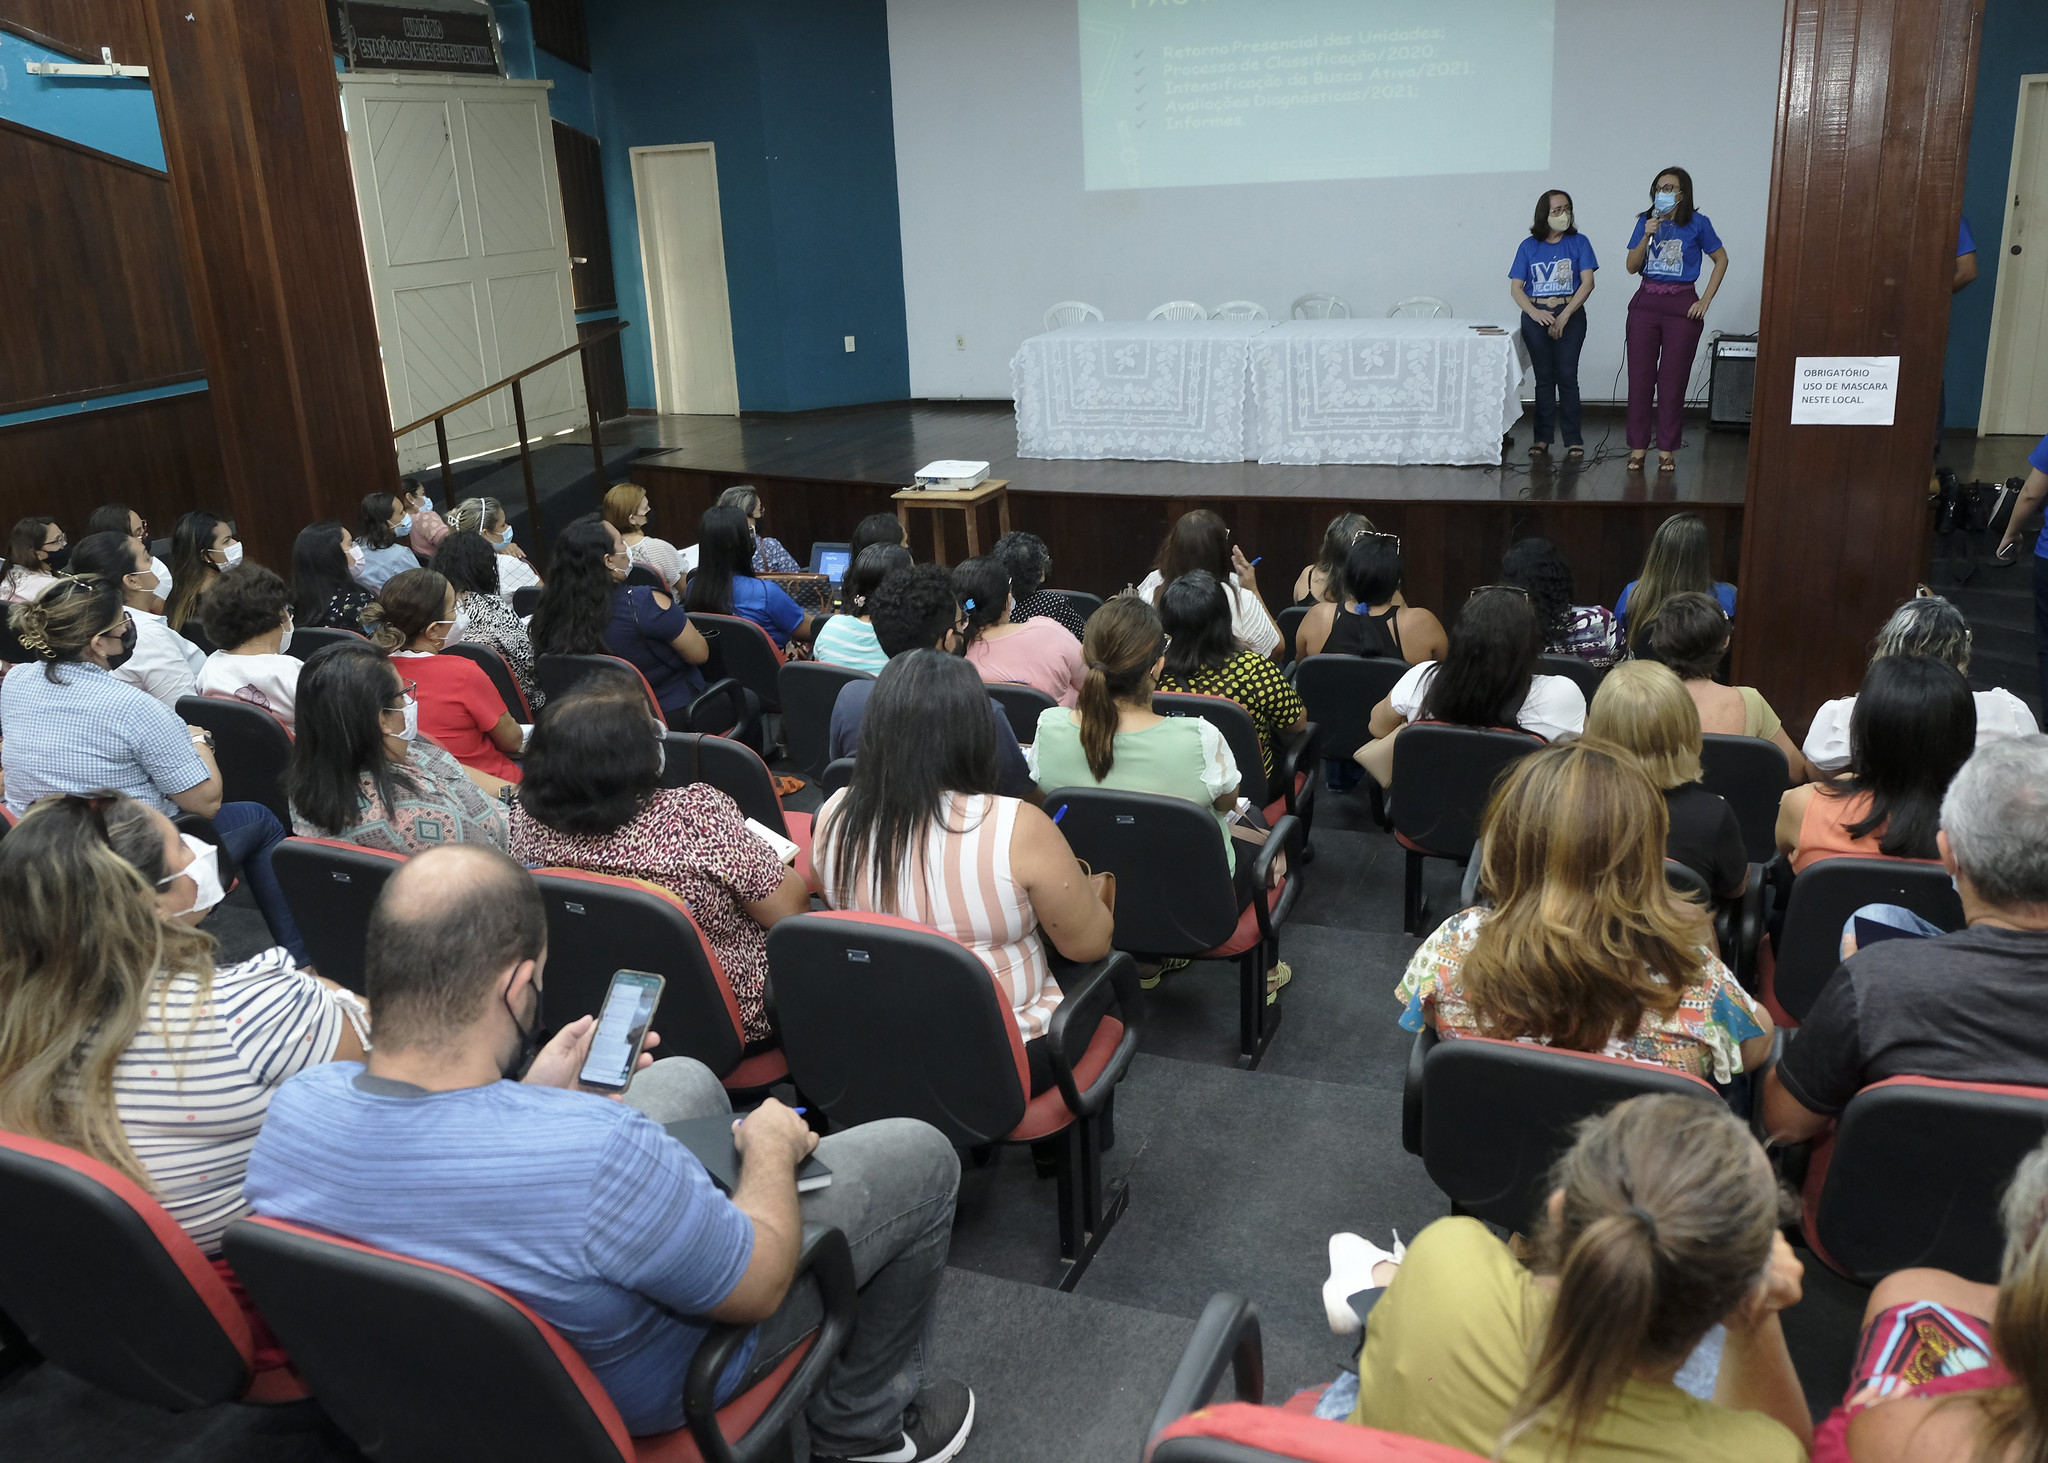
1994, 433, 2048, 709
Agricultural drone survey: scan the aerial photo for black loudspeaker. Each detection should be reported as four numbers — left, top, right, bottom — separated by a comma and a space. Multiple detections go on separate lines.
1708, 334, 1758, 430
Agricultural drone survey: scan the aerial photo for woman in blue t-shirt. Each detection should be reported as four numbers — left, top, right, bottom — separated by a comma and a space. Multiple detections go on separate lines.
1509, 189, 1599, 459
1993, 432, 2048, 704
528, 516, 710, 724
1624, 166, 1731, 473
683, 505, 820, 651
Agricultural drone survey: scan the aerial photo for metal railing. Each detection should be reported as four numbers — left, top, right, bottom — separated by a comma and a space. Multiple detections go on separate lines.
391, 318, 629, 569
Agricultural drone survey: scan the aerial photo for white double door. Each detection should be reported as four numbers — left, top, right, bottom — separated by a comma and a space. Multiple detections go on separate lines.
341, 75, 583, 472
1983, 74, 2048, 437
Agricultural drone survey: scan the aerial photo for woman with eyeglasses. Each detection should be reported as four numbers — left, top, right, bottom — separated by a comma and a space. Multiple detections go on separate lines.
0, 790, 368, 1264
1296, 530, 1447, 665
1642, 592, 1812, 783
287, 641, 508, 854
603, 483, 683, 592
717, 483, 804, 576
1, 516, 68, 604
445, 497, 543, 603
84, 503, 172, 597
164, 510, 241, 644
360, 568, 523, 786
508, 681, 809, 1046
1, 573, 308, 962
1357, 585, 1586, 790
530, 515, 711, 725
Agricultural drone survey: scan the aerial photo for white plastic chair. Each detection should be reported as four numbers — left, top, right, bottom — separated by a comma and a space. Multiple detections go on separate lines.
1211, 300, 1269, 320
1146, 301, 1209, 322
1290, 293, 1351, 320
1387, 296, 1452, 319
1043, 301, 1103, 330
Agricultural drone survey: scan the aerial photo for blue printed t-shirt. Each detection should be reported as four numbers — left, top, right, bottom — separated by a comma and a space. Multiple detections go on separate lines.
2031, 434, 2048, 559
603, 584, 706, 714
1959, 217, 1976, 257
243, 1065, 756, 1435
1615, 579, 1737, 630
730, 576, 806, 648
1508, 233, 1599, 299
1628, 211, 1724, 284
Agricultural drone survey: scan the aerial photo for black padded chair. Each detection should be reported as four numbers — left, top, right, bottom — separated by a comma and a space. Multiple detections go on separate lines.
0, 1129, 305, 1407
1665, 858, 1760, 982
1537, 653, 1606, 701
272, 837, 407, 994
1042, 588, 1104, 627
769, 911, 1141, 1288
1804, 1077, 2048, 1284
531, 868, 789, 1094
511, 586, 541, 618
1153, 690, 1316, 854
821, 757, 856, 795
536, 652, 661, 714
1388, 723, 1542, 935
1402, 1026, 1721, 1231
224, 1214, 854, 1463
287, 625, 366, 661
1052, 786, 1300, 1068
1292, 654, 1409, 827
623, 564, 667, 592
1769, 857, 1964, 1022
1275, 605, 1308, 665
777, 660, 871, 781
688, 612, 785, 715
986, 681, 1057, 746
177, 694, 293, 824
659, 732, 815, 890
443, 641, 532, 720
1700, 734, 1792, 866
535, 652, 749, 738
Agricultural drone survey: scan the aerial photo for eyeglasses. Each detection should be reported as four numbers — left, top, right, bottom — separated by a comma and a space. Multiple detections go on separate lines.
383, 681, 419, 712
1354, 530, 1402, 553
1466, 584, 1532, 602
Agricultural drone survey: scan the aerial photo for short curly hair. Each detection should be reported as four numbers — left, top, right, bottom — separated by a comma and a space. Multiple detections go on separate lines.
199, 563, 291, 649
870, 563, 959, 659
992, 531, 1052, 598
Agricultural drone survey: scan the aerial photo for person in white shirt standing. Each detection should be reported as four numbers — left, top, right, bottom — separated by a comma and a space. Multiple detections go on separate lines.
70, 531, 203, 709
196, 563, 302, 731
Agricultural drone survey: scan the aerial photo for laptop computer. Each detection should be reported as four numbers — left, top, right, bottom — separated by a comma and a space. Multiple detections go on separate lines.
809, 541, 852, 583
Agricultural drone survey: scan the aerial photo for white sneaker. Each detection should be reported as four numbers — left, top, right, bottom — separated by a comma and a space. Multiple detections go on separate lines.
1322, 1230, 1404, 1335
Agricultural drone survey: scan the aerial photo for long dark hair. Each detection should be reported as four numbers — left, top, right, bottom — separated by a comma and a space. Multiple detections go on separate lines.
1077, 596, 1165, 781
1419, 588, 1541, 728
1500, 538, 1576, 641
1829, 654, 1976, 858
952, 557, 1010, 650
4, 516, 55, 583
517, 691, 663, 836
1643, 164, 1696, 226
433, 529, 501, 598
290, 523, 356, 625
359, 492, 401, 552
1149, 509, 1232, 605
288, 642, 423, 835
165, 511, 229, 631
684, 506, 757, 616
1530, 188, 1577, 239
83, 504, 139, 541
528, 517, 615, 657
845, 544, 911, 616
1159, 571, 1234, 680
825, 649, 1000, 911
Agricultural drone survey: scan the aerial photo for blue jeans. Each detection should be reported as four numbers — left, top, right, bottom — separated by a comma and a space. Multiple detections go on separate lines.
210, 801, 308, 965
1522, 307, 1588, 446
2034, 553, 2048, 710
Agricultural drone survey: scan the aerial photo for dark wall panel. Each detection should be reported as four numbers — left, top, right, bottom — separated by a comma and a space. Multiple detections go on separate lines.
577, 320, 628, 423
554, 121, 616, 311
0, 0, 150, 63
529, 0, 589, 69
0, 119, 205, 412
0, 391, 222, 538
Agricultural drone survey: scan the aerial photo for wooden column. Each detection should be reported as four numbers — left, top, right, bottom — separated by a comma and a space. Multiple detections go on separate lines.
1732, 0, 1984, 726
139, 0, 397, 570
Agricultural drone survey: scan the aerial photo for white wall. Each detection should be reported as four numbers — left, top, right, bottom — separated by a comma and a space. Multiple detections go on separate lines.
888, 0, 1782, 404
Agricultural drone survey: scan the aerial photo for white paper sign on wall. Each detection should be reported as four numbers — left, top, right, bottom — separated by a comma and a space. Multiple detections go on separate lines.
1791, 356, 1901, 425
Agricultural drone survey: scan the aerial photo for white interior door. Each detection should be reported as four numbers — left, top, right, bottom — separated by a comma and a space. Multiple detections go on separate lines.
1983, 74, 2048, 436
630, 144, 740, 415
341, 76, 584, 471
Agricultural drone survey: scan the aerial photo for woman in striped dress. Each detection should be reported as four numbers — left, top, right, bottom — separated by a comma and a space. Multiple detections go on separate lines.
815, 649, 1115, 1093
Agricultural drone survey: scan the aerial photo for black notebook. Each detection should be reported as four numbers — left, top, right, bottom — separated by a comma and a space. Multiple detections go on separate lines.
664, 1116, 833, 1193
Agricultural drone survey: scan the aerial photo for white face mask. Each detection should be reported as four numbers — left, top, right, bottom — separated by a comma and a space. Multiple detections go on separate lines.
444, 608, 469, 646
278, 615, 294, 654
346, 544, 366, 569
128, 568, 160, 599
217, 541, 243, 569
1548, 210, 1572, 231
159, 834, 225, 918
384, 701, 419, 743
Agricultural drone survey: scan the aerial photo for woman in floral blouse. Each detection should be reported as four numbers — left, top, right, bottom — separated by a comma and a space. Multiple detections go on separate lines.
1397, 739, 1770, 1084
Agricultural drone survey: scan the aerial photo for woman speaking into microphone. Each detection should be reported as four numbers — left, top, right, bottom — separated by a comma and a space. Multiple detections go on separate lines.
1624, 166, 1730, 473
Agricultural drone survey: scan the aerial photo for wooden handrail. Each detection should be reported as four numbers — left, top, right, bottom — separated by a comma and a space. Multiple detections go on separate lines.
390, 318, 630, 576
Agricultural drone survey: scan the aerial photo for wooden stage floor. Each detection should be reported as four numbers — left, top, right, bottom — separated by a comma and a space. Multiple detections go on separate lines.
622, 401, 1749, 607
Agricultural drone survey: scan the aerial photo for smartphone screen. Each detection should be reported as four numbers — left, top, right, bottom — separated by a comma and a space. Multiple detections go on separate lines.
577, 970, 666, 1092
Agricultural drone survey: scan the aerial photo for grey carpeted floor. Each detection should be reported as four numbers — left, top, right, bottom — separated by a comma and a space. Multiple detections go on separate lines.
0, 779, 1867, 1461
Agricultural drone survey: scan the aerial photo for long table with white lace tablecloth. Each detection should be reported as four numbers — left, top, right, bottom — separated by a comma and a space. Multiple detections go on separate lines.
1011, 317, 1529, 467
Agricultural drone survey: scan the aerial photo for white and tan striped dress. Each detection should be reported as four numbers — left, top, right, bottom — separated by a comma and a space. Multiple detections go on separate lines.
814, 790, 1061, 1039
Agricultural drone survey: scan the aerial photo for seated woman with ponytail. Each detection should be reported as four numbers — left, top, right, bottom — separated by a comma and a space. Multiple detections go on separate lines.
360, 568, 523, 786
1810, 1131, 2048, 1462
955, 555, 1086, 707
1348, 1093, 1810, 1461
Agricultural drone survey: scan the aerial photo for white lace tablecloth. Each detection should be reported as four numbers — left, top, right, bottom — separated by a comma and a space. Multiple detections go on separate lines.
1011, 320, 1271, 463
1012, 318, 1528, 466
1248, 319, 1530, 467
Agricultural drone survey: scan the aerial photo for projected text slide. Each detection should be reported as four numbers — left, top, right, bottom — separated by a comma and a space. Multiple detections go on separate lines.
1080, 0, 1554, 191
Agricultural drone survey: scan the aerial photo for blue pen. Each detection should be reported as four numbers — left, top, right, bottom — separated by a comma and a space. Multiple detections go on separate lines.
793, 1106, 808, 1116
1052, 804, 1068, 824
1251, 556, 1263, 566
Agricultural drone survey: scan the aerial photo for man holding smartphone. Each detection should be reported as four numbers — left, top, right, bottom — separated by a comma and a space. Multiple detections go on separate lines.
245, 845, 973, 1463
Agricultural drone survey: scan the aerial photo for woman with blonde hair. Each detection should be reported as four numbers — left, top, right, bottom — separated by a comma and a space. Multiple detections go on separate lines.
1808, 1132, 2048, 1462
0, 791, 366, 1256
602, 482, 683, 591
1615, 511, 1736, 652
1350, 1094, 1809, 1461
1397, 739, 1771, 1082
445, 496, 542, 603
1585, 659, 1748, 898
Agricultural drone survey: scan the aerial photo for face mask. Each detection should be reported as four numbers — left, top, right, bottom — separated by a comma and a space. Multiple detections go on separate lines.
499, 981, 545, 1080
485, 529, 509, 550
384, 701, 419, 743
396, 515, 414, 538
1548, 210, 1572, 231
278, 615, 294, 654
127, 569, 160, 600
104, 617, 138, 671
44, 544, 70, 572
159, 835, 225, 918
444, 608, 468, 646
652, 727, 668, 778
1653, 190, 1678, 214
217, 541, 243, 568
346, 544, 366, 569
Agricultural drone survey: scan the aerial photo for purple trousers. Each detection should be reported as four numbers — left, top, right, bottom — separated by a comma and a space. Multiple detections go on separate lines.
1625, 282, 1704, 451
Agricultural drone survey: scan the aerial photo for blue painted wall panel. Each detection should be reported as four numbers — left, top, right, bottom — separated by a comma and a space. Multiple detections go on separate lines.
0, 31, 162, 170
